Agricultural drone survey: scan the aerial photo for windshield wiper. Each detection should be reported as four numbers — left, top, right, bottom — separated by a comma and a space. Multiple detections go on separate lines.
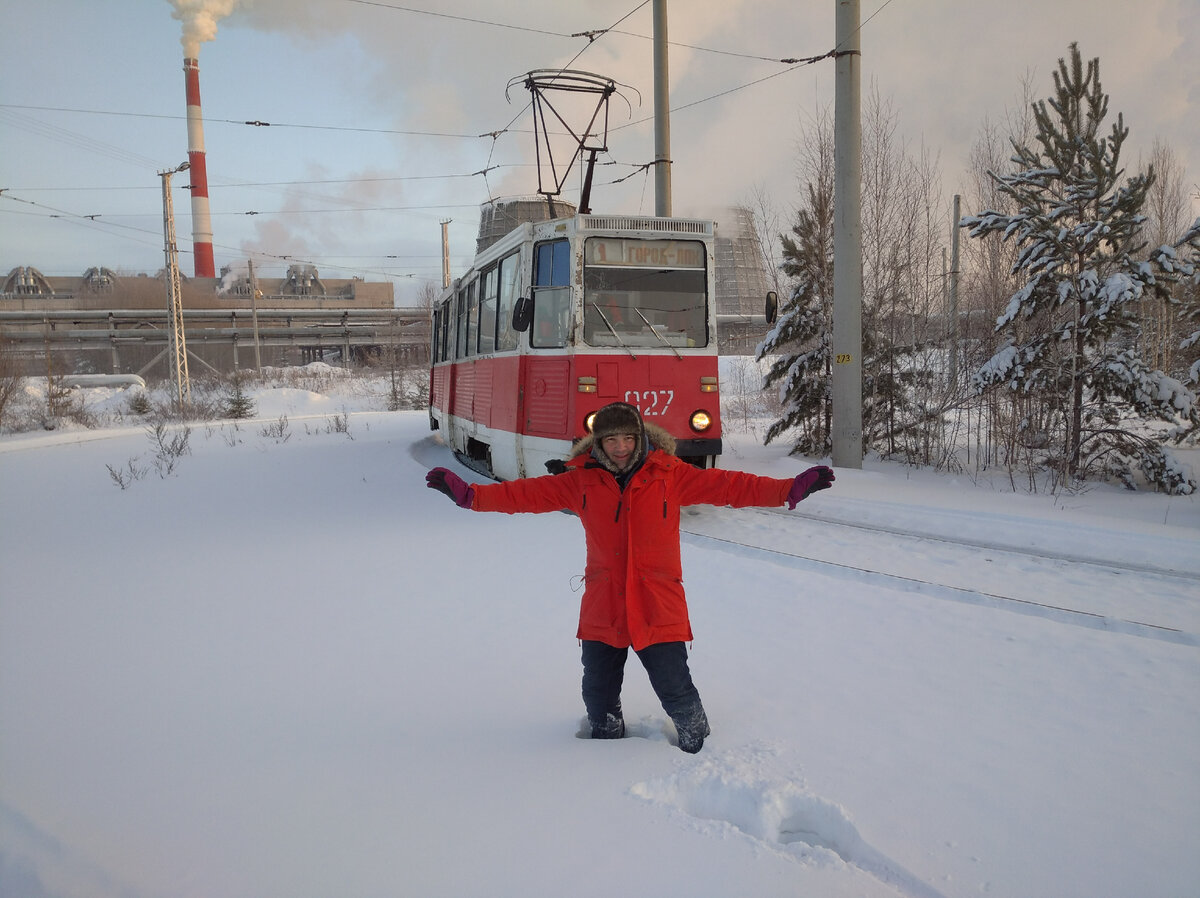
633, 307, 682, 359
592, 303, 637, 359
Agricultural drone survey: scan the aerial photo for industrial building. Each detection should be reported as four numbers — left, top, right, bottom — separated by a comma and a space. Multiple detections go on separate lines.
711, 205, 776, 355
0, 264, 423, 381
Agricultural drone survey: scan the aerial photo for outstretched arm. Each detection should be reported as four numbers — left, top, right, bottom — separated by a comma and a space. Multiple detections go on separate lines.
674, 463, 834, 509
425, 466, 581, 514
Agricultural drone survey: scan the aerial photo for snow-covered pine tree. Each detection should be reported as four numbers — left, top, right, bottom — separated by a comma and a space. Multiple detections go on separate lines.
961, 43, 1197, 494
756, 178, 835, 456
1177, 217, 1200, 390
1164, 217, 1200, 472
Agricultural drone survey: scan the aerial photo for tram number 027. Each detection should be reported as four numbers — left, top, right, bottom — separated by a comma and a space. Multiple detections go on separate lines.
624, 390, 674, 417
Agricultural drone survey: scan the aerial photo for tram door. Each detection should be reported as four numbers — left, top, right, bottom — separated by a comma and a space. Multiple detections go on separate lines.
447, 281, 476, 453
520, 239, 573, 474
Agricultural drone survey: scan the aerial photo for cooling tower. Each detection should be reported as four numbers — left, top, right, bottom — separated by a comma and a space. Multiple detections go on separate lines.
476, 197, 576, 255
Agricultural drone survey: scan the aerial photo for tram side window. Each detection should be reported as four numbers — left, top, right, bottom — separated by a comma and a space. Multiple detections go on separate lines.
453, 285, 468, 360
496, 250, 520, 352
431, 307, 441, 362
453, 284, 477, 360
478, 266, 498, 355
440, 299, 452, 361
465, 281, 480, 357
531, 239, 570, 349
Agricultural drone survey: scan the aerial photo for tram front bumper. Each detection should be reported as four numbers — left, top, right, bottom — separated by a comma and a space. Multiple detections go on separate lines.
675, 437, 722, 458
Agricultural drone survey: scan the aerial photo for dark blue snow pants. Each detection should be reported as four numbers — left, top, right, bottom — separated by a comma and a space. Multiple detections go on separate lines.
581, 639, 704, 725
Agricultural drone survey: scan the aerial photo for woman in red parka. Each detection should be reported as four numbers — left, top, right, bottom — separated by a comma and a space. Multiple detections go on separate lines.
426, 401, 834, 753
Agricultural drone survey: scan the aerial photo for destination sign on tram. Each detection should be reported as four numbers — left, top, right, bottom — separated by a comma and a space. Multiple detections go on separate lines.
585, 238, 704, 269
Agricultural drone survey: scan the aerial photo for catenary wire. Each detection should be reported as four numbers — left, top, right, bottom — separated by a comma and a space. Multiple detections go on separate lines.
3, 1, 904, 268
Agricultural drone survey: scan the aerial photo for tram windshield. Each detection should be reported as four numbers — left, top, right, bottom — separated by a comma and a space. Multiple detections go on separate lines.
582, 237, 708, 349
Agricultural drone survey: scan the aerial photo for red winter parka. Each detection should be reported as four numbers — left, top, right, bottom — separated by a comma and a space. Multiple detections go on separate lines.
470, 425, 793, 651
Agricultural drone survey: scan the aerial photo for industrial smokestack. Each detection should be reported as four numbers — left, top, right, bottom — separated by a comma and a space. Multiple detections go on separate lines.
183, 57, 215, 278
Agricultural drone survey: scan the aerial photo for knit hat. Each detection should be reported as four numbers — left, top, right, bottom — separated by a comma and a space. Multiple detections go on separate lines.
590, 401, 645, 472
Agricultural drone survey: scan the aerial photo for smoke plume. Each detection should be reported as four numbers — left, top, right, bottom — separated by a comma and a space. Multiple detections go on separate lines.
168, 0, 241, 57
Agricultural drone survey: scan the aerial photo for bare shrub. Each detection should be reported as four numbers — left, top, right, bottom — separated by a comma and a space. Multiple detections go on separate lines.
148, 423, 192, 477
260, 415, 291, 442
326, 411, 352, 437
0, 337, 24, 429
107, 458, 148, 490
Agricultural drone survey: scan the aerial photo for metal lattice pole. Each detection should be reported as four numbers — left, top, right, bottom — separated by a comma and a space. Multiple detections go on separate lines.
160, 163, 192, 410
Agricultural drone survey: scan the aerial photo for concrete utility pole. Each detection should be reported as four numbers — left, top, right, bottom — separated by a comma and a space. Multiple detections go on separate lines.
832, 0, 863, 468
652, 0, 672, 217
949, 194, 961, 387
440, 219, 452, 289
159, 162, 192, 410
247, 257, 262, 372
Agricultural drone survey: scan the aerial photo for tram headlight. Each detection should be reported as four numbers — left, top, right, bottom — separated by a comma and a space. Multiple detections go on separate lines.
689, 410, 713, 433
584, 411, 598, 433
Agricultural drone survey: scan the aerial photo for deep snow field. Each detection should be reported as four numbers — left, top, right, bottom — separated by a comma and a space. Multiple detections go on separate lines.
1, 370, 1198, 898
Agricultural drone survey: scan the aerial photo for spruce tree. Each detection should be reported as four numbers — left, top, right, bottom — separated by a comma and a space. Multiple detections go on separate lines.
1177, 217, 1200, 389
1166, 216, 1200, 469
222, 373, 257, 420
756, 179, 835, 456
962, 43, 1196, 493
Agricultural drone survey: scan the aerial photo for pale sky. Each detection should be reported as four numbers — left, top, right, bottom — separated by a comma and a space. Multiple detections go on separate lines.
1, 0, 1196, 304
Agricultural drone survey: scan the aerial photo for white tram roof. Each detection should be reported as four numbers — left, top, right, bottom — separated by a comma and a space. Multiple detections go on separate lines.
443, 213, 716, 298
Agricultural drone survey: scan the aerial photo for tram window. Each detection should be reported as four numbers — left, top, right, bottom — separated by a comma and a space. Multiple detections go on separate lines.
582, 238, 708, 348
478, 266, 498, 355
431, 307, 441, 362
536, 238, 570, 286
465, 281, 479, 357
452, 296, 462, 360
455, 286, 468, 358
531, 239, 570, 349
531, 287, 570, 348
440, 299, 452, 361
496, 251, 520, 352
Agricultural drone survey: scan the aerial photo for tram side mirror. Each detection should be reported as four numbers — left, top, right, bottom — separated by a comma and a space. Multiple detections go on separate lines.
512, 295, 533, 333
765, 290, 778, 326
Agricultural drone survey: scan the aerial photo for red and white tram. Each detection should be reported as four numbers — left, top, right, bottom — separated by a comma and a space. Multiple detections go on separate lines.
429, 212, 722, 480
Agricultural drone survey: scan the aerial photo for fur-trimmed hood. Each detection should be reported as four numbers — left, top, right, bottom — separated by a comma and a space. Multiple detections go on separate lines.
569, 420, 677, 473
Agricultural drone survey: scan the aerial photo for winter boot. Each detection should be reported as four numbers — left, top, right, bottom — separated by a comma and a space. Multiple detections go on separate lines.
589, 712, 625, 740
672, 707, 710, 754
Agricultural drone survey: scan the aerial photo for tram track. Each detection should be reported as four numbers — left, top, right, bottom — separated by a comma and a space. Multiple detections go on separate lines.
773, 503, 1200, 582
680, 508, 1200, 648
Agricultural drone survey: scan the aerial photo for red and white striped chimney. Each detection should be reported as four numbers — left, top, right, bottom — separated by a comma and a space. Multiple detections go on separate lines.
183, 57, 215, 278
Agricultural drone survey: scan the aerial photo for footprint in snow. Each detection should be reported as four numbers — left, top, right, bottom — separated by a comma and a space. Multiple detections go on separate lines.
629, 744, 949, 898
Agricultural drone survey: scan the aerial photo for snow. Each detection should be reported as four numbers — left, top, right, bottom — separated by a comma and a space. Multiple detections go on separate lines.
1, 378, 1198, 898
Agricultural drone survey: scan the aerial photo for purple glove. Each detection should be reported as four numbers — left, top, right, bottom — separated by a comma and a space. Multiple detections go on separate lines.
787, 465, 835, 508
426, 467, 475, 509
